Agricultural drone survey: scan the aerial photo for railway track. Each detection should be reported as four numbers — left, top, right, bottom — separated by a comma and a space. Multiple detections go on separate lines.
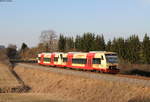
117, 74, 150, 80
12, 60, 150, 81
24, 62, 150, 81
10, 59, 37, 63
10, 60, 150, 80
16, 63, 150, 87
11, 60, 150, 79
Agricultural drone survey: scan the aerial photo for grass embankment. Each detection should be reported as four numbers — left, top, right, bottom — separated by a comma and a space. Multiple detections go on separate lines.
0, 63, 73, 102
0, 49, 30, 93
0, 63, 23, 93
13, 65, 150, 102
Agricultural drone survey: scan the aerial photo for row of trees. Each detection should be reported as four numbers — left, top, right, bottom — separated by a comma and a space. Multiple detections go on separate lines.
58, 33, 105, 52
58, 33, 150, 64
18, 30, 150, 64
107, 35, 150, 64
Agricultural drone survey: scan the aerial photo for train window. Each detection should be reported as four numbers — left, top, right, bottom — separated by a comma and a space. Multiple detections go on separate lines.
105, 54, 118, 63
93, 58, 101, 64
54, 57, 58, 61
72, 58, 87, 64
63, 57, 68, 62
38, 57, 41, 60
44, 58, 51, 62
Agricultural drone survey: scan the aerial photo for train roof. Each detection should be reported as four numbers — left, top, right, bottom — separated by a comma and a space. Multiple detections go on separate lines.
52, 52, 65, 54
89, 51, 117, 54
38, 51, 117, 55
68, 52, 87, 54
89, 51, 106, 53
39, 52, 51, 55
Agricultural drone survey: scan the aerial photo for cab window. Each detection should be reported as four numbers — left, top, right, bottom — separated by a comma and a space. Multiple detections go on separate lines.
105, 54, 118, 63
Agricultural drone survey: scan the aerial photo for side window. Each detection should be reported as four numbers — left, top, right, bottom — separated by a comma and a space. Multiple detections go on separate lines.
44, 58, 51, 62
38, 57, 41, 60
63, 57, 68, 62
72, 59, 87, 64
93, 58, 101, 64
54, 57, 58, 61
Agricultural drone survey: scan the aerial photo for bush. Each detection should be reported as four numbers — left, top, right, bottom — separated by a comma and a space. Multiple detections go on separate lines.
0, 49, 10, 65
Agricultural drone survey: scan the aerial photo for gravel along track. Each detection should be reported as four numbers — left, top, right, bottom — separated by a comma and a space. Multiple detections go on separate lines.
17, 63, 150, 87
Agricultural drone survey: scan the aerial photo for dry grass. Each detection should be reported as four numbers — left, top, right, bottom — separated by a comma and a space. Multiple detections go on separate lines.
0, 64, 20, 88
119, 63, 150, 77
120, 63, 150, 72
14, 65, 150, 102
0, 93, 74, 102
0, 63, 27, 93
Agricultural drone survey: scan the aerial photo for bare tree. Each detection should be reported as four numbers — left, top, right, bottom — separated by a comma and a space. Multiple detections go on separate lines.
40, 30, 58, 52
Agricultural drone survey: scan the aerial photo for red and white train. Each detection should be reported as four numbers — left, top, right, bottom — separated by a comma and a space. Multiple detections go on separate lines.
37, 51, 119, 73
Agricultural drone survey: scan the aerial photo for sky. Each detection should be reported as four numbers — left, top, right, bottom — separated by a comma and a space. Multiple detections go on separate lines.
0, 0, 150, 48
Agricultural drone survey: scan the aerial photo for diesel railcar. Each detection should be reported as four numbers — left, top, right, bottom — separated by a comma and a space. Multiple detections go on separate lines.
37, 51, 119, 73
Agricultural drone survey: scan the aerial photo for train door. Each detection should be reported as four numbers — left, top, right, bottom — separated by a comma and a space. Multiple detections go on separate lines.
86, 57, 92, 69
41, 54, 44, 64
86, 53, 95, 69
67, 53, 73, 67
100, 54, 107, 69
58, 54, 63, 65
51, 53, 55, 65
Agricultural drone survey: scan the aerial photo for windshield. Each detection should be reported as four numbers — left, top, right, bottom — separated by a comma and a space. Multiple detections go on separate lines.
105, 54, 118, 63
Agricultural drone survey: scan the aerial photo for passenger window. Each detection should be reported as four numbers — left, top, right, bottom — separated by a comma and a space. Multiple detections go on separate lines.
93, 58, 101, 64
63, 58, 68, 62
72, 58, 87, 64
44, 58, 51, 62
54, 57, 58, 61
38, 57, 41, 60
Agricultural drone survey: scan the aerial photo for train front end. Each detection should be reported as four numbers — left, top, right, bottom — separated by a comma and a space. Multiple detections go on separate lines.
104, 52, 119, 73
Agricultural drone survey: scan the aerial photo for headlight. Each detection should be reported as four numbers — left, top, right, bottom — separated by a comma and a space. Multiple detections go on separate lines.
109, 66, 117, 70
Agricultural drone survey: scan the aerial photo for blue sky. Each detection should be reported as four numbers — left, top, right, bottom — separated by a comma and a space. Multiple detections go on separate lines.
0, 0, 150, 48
